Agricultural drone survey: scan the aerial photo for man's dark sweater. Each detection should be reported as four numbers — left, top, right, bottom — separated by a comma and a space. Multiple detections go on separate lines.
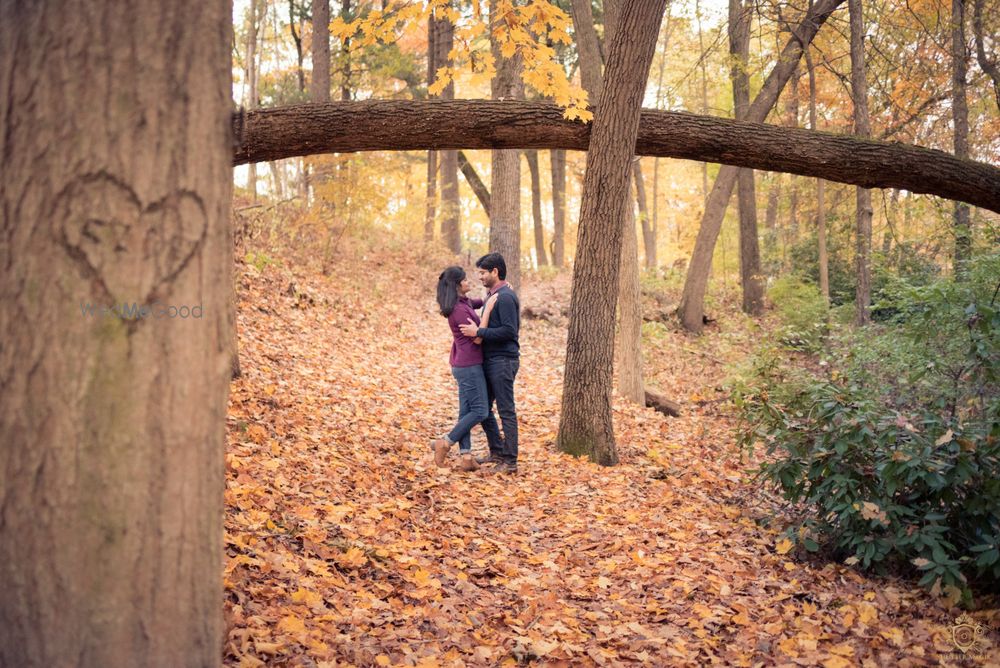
477, 283, 519, 358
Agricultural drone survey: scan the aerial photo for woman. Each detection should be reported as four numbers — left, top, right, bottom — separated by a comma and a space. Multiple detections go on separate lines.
433, 266, 493, 471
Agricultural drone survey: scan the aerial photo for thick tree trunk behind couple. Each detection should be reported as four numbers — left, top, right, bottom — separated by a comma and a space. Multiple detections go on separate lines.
556, 0, 668, 465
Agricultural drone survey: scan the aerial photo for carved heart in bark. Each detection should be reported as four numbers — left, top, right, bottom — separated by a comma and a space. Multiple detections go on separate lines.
57, 173, 206, 302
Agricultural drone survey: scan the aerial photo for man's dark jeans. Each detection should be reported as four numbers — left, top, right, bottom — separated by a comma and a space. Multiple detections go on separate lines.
481, 356, 519, 464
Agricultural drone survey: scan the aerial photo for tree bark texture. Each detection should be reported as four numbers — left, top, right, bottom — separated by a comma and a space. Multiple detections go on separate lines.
730, 0, 764, 315
233, 100, 1000, 215
765, 179, 780, 231
0, 1, 233, 665
785, 65, 801, 248
457, 150, 491, 215
574, 0, 646, 408
972, 0, 1000, 111
850, 0, 873, 325
490, 3, 524, 290
311, 0, 330, 103
634, 159, 656, 268
431, 11, 460, 253
340, 0, 352, 101
425, 148, 437, 241
807, 47, 830, 303
439, 152, 460, 252
952, 0, 972, 273
557, 0, 667, 465
677, 0, 846, 332
525, 149, 548, 266
424, 15, 438, 241
569, 0, 604, 103
616, 191, 645, 405
550, 149, 567, 267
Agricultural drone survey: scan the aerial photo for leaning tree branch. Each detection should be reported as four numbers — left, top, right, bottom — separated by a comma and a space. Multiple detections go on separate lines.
233, 100, 1000, 214
457, 150, 491, 214
973, 0, 1000, 111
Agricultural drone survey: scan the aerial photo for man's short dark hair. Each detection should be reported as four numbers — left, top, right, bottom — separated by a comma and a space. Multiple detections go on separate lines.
476, 252, 507, 280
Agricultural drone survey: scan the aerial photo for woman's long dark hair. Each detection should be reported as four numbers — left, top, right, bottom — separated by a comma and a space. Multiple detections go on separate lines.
437, 266, 465, 317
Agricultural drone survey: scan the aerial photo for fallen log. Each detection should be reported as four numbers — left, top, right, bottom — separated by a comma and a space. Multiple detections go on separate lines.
645, 390, 682, 417
521, 303, 567, 323
233, 100, 1000, 214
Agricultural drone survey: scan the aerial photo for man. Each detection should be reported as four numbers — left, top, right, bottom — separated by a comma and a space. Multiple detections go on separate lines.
459, 252, 520, 474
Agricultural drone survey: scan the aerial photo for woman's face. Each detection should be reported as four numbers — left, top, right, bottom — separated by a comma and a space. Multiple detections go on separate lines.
457, 276, 471, 296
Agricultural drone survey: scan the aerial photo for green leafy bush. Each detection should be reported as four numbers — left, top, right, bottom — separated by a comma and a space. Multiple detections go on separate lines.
767, 276, 829, 352
735, 254, 1000, 601
786, 233, 856, 306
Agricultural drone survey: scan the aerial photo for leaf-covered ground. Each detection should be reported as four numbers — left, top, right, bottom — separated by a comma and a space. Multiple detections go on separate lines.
223, 242, 998, 667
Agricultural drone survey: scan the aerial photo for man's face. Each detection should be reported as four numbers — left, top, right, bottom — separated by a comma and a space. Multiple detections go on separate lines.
477, 267, 498, 289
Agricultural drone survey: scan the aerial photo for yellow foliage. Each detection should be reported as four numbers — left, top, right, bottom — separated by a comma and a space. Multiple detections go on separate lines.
323, 0, 589, 120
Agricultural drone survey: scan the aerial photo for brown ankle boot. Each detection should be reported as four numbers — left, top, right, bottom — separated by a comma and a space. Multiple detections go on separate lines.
456, 453, 479, 472
432, 438, 451, 467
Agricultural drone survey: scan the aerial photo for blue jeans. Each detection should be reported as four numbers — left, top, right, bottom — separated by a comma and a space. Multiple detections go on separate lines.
448, 364, 489, 453
481, 356, 519, 464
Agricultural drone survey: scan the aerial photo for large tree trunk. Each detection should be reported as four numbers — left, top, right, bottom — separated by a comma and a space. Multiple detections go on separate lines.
432, 11, 460, 253
634, 159, 656, 268
0, 1, 232, 665
850, 0, 873, 325
806, 46, 830, 304
489, 4, 524, 289
557, 0, 667, 465
550, 149, 567, 266
730, 0, 764, 315
678, 0, 846, 333
233, 101, 1000, 214
525, 149, 548, 266
952, 0, 972, 275
573, 0, 647, 407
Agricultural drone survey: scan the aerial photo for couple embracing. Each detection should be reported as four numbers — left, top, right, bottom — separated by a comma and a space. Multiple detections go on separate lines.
433, 252, 520, 475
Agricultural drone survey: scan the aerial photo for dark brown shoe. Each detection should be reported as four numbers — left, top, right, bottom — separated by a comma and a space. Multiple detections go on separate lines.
486, 461, 518, 475
475, 453, 503, 465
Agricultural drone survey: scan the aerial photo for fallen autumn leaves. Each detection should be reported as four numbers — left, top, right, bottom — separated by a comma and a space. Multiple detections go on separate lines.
223, 240, 998, 667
